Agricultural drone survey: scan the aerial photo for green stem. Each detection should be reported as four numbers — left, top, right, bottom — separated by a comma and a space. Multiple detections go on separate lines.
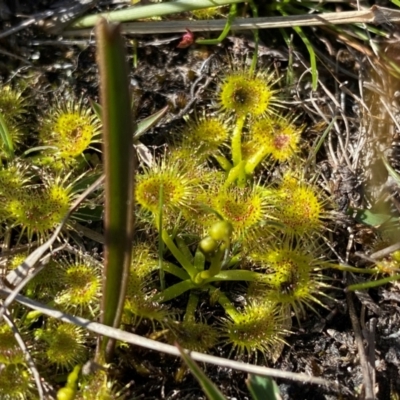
163, 262, 190, 280
209, 287, 239, 320
156, 279, 198, 303
332, 263, 377, 275
347, 274, 400, 292
199, 249, 224, 280
193, 248, 206, 271
161, 229, 197, 279
176, 236, 193, 264
224, 160, 246, 188
214, 154, 233, 172
184, 292, 199, 322
244, 147, 269, 175
278, 5, 318, 90
72, 0, 245, 29
196, 4, 237, 45
231, 115, 246, 166
205, 269, 265, 283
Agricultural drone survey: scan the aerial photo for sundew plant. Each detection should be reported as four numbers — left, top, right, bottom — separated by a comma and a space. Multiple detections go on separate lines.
0, 59, 335, 396
0, 34, 380, 396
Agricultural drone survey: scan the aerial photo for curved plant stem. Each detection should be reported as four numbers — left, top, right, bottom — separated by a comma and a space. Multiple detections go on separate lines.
162, 261, 190, 281
244, 147, 269, 175
156, 280, 198, 303
196, 3, 237, 45
161, 229, 197, 279
184, 292, 199, 322
214, 154, 232, 172
71, 0, 245, 29
231, 115, 246, 167
205, 270, 265, 283
347, 274, 400, 291
210, 287, 239, 320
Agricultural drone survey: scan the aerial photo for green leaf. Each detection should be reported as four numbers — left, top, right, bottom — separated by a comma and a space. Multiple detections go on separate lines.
90, 99, 167, 140
71, 0, 245, 29
353, 208, 395, 227
0, 110, 14, 157
96, 18, 136, 362
70, 172, 103, 194
177, 344, 227, 400
135, 105, 168, 139
89, 99, 102, 121
72, 205, 103, 222
246, 374, 282, 400
156, 279, 197, 302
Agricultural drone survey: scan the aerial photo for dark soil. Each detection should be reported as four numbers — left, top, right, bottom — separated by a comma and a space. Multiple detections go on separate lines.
1, 1, 400, 399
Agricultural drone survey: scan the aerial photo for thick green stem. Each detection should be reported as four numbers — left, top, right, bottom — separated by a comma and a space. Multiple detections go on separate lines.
209, 287, 239, 320
214, 154, 233, 172
347, 274, 400, 292
156, 279, 197, 302
184, 292, 199, 322
162, 229, 197, 279
205, 269, 265, 283
72, 0, 245, 29
199, 249, 224, 280
332, 263, 377, 274
224, 160, 246, 188
162, 262, 190, 280
96, 19, 135, 362
244, 147, 269, 175
231, 115, 246, 166
176, 237, 193, 264
193, 248, 205, 271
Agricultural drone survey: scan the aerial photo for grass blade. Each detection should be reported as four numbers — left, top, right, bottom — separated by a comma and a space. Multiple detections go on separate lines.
177, 344, 227, 400
135, 105, 168, 139
96, 18, 136, 361
246, 374, 282, 400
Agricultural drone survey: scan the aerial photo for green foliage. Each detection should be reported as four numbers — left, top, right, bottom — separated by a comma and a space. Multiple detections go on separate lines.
178, 344, 227, 400
246, 375, 282, 400
0, 27, 338, 398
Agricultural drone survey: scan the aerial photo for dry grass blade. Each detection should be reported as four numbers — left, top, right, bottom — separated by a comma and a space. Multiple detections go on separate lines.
64, 7, 400, 36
